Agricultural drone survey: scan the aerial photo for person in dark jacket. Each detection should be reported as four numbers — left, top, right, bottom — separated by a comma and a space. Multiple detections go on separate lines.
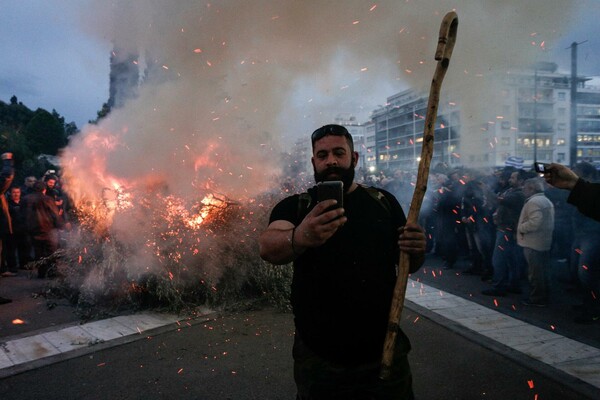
435, 169, 464, 270
3, 186, 31, 275
482, 170, 527, 297
0, 152, 14, 304
24, 181, 64, 278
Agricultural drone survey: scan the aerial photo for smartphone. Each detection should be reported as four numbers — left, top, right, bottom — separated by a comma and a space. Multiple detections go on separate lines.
317, 181, 344, 210
534, 162, 548, 173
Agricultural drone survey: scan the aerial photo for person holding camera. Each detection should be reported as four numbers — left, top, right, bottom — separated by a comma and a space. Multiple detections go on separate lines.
542, 163, 600, 222
259, 124, 426, 399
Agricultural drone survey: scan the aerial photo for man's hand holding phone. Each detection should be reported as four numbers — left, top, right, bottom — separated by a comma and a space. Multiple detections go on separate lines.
294, 182, 346, 249
317, 181, 343, 210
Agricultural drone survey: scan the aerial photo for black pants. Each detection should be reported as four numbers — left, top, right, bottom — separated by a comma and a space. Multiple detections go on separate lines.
293, 334, 414, 400
32, 236, 58, 278
4, 233, 31, 272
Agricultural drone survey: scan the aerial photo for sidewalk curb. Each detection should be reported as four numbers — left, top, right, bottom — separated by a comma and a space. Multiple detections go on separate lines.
405, 298, 600, 400
0, 309, 218, 379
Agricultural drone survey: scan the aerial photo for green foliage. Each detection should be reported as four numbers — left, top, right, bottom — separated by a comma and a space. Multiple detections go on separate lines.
0, 96, 79, 180
248, 261, 293, 311
23, 109, 67, 155
42, 191, 295, 317
89, 102, 111, 124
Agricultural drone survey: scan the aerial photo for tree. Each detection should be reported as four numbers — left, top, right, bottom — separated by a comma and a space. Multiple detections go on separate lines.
65, 121, 79, 138
22, 109, 67, 155
0, 97, 83, 181
90, 102, 111, 124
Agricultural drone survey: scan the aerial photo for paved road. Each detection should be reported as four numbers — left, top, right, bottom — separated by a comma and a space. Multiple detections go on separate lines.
0, 255, 598, 399
0, 307, 594, 400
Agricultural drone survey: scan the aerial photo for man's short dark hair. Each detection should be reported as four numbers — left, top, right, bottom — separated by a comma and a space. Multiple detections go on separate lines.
513, 169, 529, 181
311, 124, 354, 152
33, 181, 46, 192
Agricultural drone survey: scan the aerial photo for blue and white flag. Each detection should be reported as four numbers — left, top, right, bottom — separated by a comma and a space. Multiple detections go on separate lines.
505, 156, 524, 169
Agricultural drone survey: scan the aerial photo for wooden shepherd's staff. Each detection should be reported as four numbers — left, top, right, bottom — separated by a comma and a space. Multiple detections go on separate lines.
380, 11, 458, 380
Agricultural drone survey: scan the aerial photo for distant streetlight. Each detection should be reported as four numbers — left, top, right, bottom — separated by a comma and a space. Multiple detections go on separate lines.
533, 66, 538, 162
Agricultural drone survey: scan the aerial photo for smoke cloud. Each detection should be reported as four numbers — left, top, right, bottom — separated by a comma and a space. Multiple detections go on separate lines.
62, 0, 594, 213
57, 1, 596, 293
66, 1, 593, 196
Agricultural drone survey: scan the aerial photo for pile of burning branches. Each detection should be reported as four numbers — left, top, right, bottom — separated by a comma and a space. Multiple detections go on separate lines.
43, 187, 293, 319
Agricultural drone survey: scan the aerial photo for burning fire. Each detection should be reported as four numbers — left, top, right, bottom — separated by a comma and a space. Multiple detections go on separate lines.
54, 117, 276, 312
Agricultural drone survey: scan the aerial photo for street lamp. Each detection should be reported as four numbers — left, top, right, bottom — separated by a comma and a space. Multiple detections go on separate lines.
533, 67, 538, 163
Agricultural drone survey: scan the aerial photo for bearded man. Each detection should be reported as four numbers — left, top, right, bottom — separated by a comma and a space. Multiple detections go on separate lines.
259, 124, 426, 399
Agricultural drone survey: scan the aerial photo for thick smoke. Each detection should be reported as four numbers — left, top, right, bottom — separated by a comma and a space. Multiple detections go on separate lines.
58, 1, 594, 294
66, 0, 589, 198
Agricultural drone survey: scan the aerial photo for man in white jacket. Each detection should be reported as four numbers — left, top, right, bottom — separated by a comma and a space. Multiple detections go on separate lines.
517, 178, 554, 307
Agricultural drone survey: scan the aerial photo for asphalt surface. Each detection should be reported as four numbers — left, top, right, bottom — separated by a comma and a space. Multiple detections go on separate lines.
0, 255, 598, 400
0, 270, 80, 339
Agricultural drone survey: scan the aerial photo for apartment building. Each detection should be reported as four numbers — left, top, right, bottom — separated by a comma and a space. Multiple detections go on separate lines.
371, 61, 600, 172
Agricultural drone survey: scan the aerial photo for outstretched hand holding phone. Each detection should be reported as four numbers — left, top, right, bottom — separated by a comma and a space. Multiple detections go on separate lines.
542, 163, 579, 190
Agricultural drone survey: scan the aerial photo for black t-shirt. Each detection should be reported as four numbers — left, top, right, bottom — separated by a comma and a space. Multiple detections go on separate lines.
269, 185, 414, 364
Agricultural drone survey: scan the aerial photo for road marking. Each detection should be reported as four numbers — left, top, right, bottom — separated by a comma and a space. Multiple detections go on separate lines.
406, 279, 600, 389
0, 309, 212, 377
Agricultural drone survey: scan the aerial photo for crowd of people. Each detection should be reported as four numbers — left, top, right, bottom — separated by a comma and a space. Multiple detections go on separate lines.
373, 160, 600, 325
0, 153, 69, 305
276, 157, 600, 330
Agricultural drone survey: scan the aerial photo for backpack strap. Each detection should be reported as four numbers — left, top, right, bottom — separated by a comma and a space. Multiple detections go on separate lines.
359, 184, 392, 216
296, 191, 313, 223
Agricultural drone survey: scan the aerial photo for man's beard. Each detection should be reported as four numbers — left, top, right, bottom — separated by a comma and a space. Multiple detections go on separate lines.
314, 165, 355, 192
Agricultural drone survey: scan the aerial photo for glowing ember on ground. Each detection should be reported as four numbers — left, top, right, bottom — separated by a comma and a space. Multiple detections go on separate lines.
12, 319, 25, 325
